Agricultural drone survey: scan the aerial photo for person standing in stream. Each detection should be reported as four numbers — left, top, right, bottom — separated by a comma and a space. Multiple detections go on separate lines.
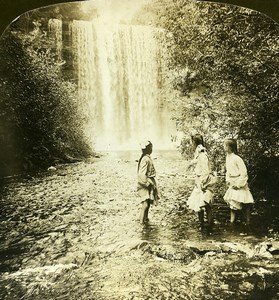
187, 134, 216, 225
223, 138, 254, 224
137, 141, 159, 224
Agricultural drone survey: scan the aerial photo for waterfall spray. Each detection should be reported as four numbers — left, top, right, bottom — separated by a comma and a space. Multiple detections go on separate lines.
71, 20, 176, 151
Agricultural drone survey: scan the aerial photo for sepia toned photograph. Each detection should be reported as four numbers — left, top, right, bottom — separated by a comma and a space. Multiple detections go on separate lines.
0, 0, 278, 299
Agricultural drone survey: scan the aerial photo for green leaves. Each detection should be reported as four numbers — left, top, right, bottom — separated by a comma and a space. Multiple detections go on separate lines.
135, 0, 279, 198
0, 27, 91, 176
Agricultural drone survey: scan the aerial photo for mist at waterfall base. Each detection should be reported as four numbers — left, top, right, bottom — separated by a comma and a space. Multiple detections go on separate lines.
73, 20, 177, 152
49, 4, 179, 152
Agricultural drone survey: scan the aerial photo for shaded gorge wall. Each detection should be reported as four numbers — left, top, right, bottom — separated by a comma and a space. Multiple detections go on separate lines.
49, 18, 177, 151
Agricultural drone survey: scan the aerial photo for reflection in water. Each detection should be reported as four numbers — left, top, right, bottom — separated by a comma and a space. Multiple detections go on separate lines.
141, 223, 160, 242
0, 149, 278, 299
139, 214, 215, 245
137, 203, 279, 246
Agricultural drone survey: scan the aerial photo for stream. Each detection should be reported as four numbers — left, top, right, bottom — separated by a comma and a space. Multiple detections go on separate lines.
0, 150, 278, 299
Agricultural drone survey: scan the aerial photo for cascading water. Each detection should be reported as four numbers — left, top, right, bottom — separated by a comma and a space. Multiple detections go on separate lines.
52, 18, 178, 151
48, 19, 63, 60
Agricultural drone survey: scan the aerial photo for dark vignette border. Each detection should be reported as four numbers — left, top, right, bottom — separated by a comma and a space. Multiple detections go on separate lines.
0, 0, 279, 36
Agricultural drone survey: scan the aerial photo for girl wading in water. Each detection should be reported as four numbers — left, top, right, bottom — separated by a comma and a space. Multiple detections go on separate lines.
137, 141, 159, 224
187, 134, 216, 225
223, 138, 254, 224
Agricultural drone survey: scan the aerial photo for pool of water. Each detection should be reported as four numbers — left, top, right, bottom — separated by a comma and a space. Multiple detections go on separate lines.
99, 149, 183, 161
138, 199, 279, 247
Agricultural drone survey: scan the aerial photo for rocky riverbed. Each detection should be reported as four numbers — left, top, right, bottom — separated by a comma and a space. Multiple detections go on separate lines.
0, 150, 278, 299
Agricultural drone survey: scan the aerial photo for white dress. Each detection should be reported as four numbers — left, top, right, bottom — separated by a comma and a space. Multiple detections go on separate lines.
223, 153, 254, 210
187, 145, 213, 212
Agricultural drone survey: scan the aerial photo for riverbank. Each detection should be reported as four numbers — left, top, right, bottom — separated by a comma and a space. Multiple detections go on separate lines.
0, 150, 278, 299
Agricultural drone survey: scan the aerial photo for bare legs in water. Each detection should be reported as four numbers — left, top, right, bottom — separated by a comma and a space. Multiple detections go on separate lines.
230, 204, 252, 224
139, 199, 151, 224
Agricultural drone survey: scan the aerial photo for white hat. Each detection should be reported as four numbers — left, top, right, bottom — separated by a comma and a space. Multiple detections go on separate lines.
196, 144, 206, 153
140, 140, 152, 149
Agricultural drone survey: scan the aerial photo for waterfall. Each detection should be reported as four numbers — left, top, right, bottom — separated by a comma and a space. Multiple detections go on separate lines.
71, 20, 176, 151
48, 19, 63, 60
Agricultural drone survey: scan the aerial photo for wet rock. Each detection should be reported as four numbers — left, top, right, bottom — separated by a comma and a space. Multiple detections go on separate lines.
136, 241, 149, 250
268, 241, 279, 254
220, 284, 229, 290
185, 241, 221, 255
204, 251, 217, 257
218, 242, 272, 258
254, 242, 273, 258
147, 244, 196, 262
248, 267, 273, 276
47, 166, 57, 171
239, 281, 254, 292
221, 270, 247, 277
3, 263, 78, 279
58, 251, 87, 265
129, 240, 149, 251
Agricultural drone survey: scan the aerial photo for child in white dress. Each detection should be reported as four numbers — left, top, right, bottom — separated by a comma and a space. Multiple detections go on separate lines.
187, 134, 214, 225
223, 138, 254, 224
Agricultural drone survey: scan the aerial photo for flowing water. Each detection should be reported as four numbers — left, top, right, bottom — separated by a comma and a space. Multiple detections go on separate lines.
0, 150, 278, 299
1, 11, 277, 299
48, 18, 177, 151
